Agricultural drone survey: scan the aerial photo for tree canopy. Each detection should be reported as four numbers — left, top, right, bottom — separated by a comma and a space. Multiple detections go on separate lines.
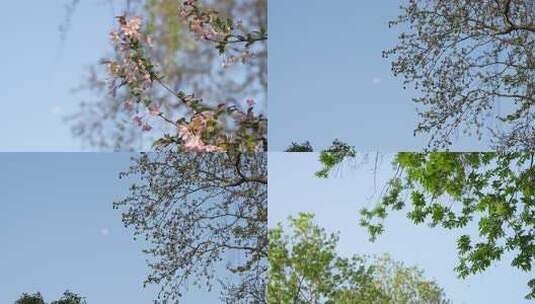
15, 291, 86, 304
50, 291, 86, 304
268, 213, 450, 304
15, 293, 45, 304
318, 151, 535, 300
385, 0, 535, 151
114, 152, 267, 303
285, 141, 314, 152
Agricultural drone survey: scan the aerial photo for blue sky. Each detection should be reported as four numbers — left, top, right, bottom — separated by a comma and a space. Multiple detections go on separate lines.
0, 153, 221, 303
269, 153, 532, 304
269, 0, 492, 151
0, 1, 117, 151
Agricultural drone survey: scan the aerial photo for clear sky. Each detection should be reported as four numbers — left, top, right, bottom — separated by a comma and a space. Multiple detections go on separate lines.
0, 1, 119, 151
0, 153, 221, 303
269, 153, 532, 304
268, 0, 492, 151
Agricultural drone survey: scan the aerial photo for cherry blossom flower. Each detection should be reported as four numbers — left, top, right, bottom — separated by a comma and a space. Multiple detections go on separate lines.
142, 124, 152, 132
101, 13, 267, 152
109, 31, 120, 43
178, 124, 224, 152
124, 100, 135, 112
148, 103, 160, 116
121, 16, 142, 39
133, 116, 143, 127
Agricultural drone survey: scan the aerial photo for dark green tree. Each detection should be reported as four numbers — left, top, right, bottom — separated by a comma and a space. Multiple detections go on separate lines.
285, 141, 314, 152
15, 293, 45, 304
385, 0, 535, 151
50, 291, 86, 304
268, 213, 450, 304
115, 152, 267, 303
15, 291, 85, 304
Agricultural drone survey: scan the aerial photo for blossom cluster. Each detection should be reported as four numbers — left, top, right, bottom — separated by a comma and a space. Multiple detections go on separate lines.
104, 15, 266, 152
105, 16, 159, 132
179, 0, 219, 40
178, 0, 267, 55
221, 50, 254, 68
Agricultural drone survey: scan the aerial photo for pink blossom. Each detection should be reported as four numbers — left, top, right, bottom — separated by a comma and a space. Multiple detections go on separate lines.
222, 51, 254, 68
148, 103, 160, 116
190, 114, 207, 133
124, 100, 135, 112
222, 55, 239, 68
121, 16, 142, 39
240, 50, 254, 63
177, 124, 224, 152
177, 124, 191, 139
143, 73, 152, 87
142, 123, 152, 132
189, 19, 217, 40
177, 124, 203, 151
133, 116, 143, 126
246, 99, 256, 107
190, 20, 204, 35
202, 145, 225, 152
109, 31, 120, 43
179, 9, 190, 19
183, 136, 204, 151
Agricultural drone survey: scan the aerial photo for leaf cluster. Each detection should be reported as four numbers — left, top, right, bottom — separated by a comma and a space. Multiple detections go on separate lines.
268, 213, 450, 304
15, 291, 86, 304
359, 152, 535, 299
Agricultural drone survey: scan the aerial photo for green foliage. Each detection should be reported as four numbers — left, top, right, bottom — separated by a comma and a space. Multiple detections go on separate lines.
285, 141, 314, 152
15, 293, 45, 304
315, 140, 356, 178
145, 0, 185, 55
15, 291, 85, 304
268, 213, 450, 304
50, 291, 86, 304
358, 152, 535, 299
